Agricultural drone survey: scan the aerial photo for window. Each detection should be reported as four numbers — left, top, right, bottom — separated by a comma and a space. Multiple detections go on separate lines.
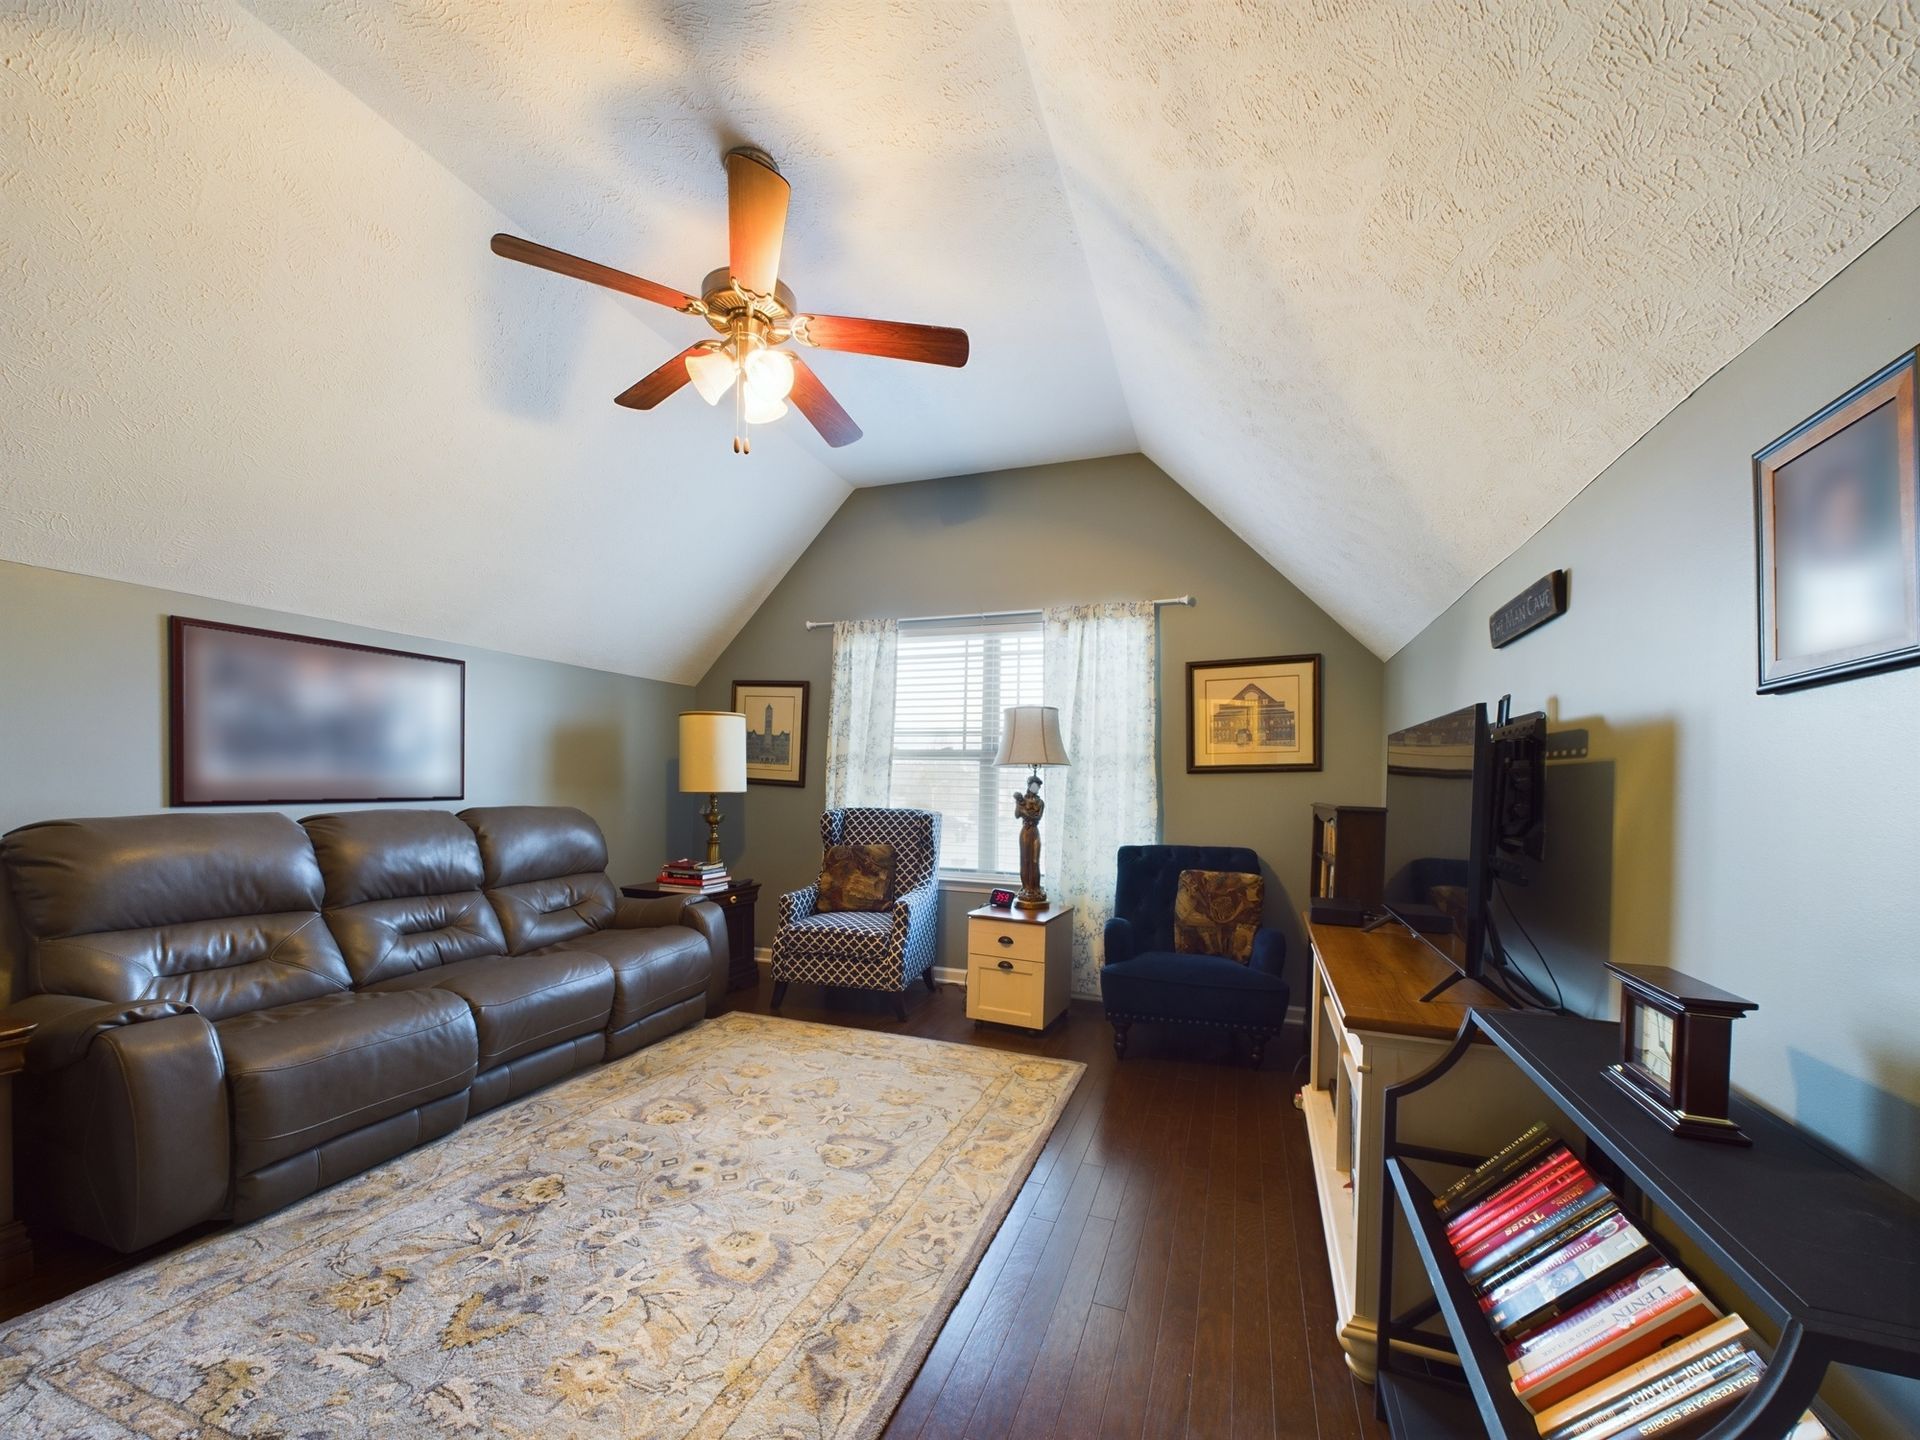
889, 616, 1044, 875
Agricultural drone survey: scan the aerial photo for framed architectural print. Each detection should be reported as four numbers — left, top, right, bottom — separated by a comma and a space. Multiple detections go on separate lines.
732, 680, 809, 786
1186, 654, 1322, 773
1754, 348, 1919, 691
170, 616, 464, 804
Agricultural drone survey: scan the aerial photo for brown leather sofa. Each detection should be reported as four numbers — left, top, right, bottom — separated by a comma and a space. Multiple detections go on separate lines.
1, 805, 725, 1253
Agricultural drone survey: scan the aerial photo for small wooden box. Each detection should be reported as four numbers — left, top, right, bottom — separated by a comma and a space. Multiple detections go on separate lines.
965, 904, 1072, 1030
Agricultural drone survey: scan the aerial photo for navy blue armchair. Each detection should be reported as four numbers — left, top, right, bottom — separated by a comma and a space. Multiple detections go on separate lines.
1100, 844, 1290, 1065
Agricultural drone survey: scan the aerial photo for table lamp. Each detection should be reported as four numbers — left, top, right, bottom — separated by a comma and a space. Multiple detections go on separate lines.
680, 711, 747, 865
995, 705, 1070, 911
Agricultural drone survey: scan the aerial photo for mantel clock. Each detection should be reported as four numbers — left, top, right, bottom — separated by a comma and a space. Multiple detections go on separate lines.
1603, 963, 1756, 1146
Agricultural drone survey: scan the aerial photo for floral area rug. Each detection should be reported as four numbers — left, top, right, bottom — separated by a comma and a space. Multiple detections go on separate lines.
0, 1011, 1082, 1438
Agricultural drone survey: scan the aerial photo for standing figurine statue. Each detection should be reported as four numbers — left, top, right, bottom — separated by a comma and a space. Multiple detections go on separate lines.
1012, 772, 1048, 910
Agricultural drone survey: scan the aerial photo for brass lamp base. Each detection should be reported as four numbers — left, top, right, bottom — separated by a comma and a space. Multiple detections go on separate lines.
1013, 768, 1049, 912
701, 793, 725, 866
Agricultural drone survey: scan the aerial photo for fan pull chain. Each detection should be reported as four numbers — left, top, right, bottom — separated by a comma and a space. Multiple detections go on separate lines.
732, 313, 751, 454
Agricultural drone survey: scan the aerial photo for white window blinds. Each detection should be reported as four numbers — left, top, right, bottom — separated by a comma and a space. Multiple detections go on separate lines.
889, 616, 1045, 875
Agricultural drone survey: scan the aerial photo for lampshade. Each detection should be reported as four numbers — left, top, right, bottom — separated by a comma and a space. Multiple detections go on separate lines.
686, 346, 736, 406
679, 711, 747, 793
995, 705, 1070, 768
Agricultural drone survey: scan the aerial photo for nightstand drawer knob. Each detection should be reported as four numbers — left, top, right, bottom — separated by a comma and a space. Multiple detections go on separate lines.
997, 935, 1013, 947
998, 959, 1014, 971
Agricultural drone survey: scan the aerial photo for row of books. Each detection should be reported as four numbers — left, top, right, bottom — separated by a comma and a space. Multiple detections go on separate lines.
652, 858, 730, 892
1433, 1122, 1829, 1438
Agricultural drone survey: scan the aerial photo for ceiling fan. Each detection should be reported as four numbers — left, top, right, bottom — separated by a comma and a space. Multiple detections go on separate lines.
490, 146, 969, 453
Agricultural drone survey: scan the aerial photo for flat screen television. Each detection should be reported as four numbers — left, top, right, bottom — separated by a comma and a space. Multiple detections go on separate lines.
1383, 703, 1494, 995
1382, 700, 1548, 1003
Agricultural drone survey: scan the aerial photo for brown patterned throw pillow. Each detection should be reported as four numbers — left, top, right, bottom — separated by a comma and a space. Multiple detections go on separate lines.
817, 843, 897, 912
1173, 869, 1265, 963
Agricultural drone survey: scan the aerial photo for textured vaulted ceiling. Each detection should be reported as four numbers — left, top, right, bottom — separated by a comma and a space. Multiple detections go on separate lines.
5, 3, 1919, 679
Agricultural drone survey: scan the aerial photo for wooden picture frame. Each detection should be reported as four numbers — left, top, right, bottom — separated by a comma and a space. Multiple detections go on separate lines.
732, 680, 809, 787
170, 616, 464, 805
1186, 654, 1322, 773
1753, 348, 1919, 692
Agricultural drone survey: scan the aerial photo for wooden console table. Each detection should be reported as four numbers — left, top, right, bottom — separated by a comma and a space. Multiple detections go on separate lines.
1375, 1012, 1920, 1435
1301, 918, 1535, 1381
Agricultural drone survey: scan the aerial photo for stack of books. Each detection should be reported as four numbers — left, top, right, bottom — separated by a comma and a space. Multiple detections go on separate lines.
653, 858, 730, 893
1432, 1122, 1830, 1438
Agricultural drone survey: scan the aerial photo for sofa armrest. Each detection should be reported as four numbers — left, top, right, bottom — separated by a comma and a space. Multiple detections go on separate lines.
614, 893, 700, 929
8, 993, 229, 1252
1104, 916, 1136, 968
609, 896, 729, 1012
6, 992, 200, 1075
780, 884, 821, 925
1251, 926, 1287, 977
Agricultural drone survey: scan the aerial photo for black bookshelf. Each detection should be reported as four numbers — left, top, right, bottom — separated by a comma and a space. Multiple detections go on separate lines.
1374, 1010, 1920, 1439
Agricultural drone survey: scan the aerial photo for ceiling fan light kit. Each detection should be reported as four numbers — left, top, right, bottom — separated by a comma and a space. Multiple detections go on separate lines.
490, 145, 968, 452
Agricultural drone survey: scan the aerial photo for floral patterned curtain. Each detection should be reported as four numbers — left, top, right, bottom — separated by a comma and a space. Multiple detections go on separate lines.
1042, 602, 1159, 996
822, 618, 898, 810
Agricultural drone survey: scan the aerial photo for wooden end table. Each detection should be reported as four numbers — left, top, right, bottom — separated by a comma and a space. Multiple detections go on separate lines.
623, 879, 762, 992
0, 1020, 34, 1283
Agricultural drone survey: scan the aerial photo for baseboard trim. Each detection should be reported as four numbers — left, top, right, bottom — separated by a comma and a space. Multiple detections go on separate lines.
755, 950, 1305, 1026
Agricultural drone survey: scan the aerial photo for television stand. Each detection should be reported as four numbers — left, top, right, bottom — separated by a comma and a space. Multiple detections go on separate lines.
1299, 917, 1517, 1380
1359, 905, 1475, 1004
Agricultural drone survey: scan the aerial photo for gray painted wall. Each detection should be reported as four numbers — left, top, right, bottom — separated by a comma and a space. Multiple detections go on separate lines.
691, 454, 1385, 1002
0, 558, 691, 999
1386, 207, 1920, 1437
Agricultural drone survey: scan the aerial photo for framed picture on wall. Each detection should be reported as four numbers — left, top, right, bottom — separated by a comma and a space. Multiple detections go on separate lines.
732, 680, 809, 786
170, 616, 464, 804
1186, 654, 1322, 773
1753, 347, 1919, 692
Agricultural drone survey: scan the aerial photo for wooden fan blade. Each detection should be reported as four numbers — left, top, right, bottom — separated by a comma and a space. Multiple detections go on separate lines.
614, 344, 708, 410
788, 355, 862, 447
726, 149, 790, 297
798, 313, 969, 367
491, 234, 696, 313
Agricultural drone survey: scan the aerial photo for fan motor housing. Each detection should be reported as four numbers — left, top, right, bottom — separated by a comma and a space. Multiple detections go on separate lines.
699, 267, 797, 328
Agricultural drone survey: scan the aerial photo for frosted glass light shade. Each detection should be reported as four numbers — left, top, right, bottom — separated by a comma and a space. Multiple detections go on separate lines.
680, 711, 747, 792
686, 347, 736, 405
744, 346, 796, 402
995, 705, 1070, 768
741, 389, 788, 425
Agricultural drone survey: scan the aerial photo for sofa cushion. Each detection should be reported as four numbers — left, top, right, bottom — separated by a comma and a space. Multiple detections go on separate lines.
304, 810, 507, 985
304, 808, 487, 906
460, 806, 617, 952
1173, 869, 1265, 963
1, 813, 351, 1017
217, 989, 478, 1175
816, 842, 896, 912
371, 952, 614, 1071
323, 892, 508, 987
1099, 951, 1290, 1029
543, 926, 711, 1030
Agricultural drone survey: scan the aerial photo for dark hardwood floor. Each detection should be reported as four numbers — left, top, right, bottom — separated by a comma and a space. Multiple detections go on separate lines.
727, 976, 1391, 1440
0, 976, 1392, 1440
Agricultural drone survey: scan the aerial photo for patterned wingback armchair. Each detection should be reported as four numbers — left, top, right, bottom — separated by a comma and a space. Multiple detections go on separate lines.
1100, 844, 1289, 1065
770, 808, 943, 1020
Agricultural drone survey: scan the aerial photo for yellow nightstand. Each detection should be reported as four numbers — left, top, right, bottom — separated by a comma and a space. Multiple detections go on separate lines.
965, 904, 1072, 1030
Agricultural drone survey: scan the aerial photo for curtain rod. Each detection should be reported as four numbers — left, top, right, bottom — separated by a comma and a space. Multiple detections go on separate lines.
803, 596, 1194, 631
